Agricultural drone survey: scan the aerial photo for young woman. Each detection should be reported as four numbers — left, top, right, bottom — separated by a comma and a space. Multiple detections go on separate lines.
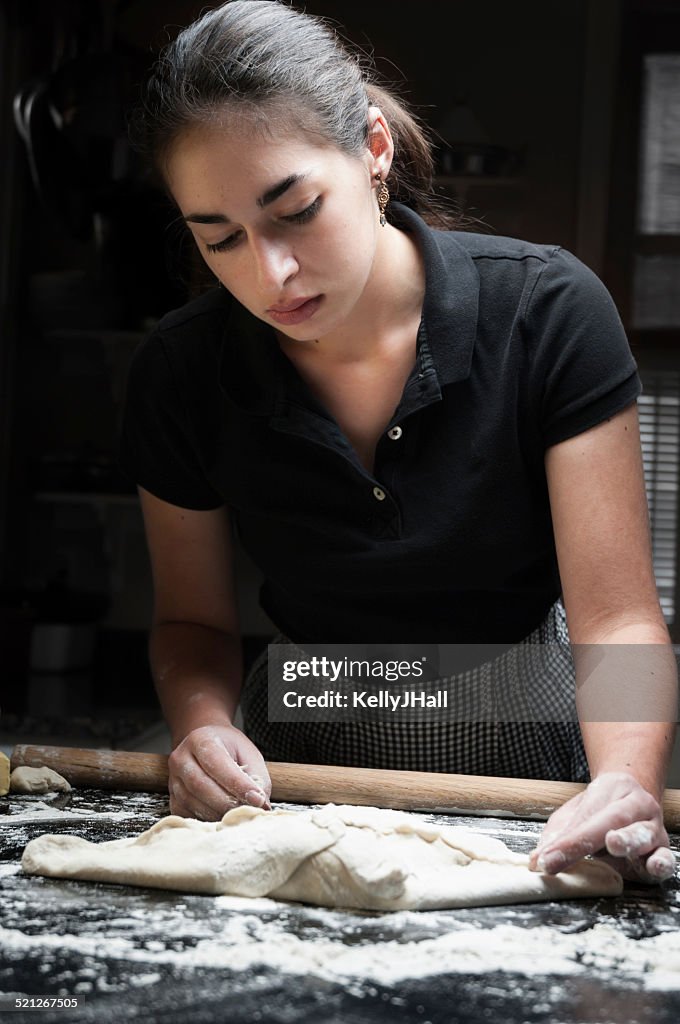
121, 0, 677, 882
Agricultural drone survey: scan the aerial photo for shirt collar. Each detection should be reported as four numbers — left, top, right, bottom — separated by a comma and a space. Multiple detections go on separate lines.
218, 201, 479, 413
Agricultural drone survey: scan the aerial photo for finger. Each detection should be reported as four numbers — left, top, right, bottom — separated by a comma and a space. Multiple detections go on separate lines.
232, 756, 273, 804
193, 736, 269, 806
239, 767, 270, 796
531, 822, 572, 864
605, 821, 663, 860
532, 820, 602, 874
530, 792, 590, 865
531, 835, 569, 871
592, 850, 659, 883
591, 848, 674, 885
169, 776, 233, 821
535, 793, 659, 873
644, 847, 677, 881
175, 756, 244, 817
233, 762, 272, 808
171, 775, 235, 821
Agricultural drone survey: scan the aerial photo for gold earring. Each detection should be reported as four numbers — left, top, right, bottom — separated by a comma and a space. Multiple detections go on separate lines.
375, 173, 390, 226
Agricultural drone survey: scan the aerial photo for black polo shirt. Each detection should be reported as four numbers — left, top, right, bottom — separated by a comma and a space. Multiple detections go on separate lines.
119, 203, 641, 644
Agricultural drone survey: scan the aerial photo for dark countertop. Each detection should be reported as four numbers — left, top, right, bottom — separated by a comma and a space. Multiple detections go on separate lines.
1, 789, 680, 1024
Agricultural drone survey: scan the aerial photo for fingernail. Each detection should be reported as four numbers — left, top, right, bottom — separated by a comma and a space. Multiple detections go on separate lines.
647, 855, 677, 881
650, 864, 675, 881
245, 789, 266, 807
537, 851, 567, 874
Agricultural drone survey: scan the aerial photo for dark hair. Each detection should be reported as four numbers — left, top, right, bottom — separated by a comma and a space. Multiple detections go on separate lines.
129, 0, 465, 229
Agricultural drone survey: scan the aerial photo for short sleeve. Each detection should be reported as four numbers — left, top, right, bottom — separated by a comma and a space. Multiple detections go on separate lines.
525, 247, 641, 448
118, 331, 224, 510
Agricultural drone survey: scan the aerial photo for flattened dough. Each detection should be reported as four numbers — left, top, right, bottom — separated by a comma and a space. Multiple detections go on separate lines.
21, 803, 623, 911
11, 765, 72, 794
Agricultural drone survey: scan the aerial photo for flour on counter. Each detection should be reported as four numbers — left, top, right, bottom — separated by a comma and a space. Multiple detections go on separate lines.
3, 797, 679, 1003
1, 800, 144, 821
0, 790, 168, 822
2, 907, 680, 990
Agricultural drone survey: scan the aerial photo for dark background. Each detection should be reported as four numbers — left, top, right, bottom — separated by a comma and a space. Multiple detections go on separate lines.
0, 0, 678, 750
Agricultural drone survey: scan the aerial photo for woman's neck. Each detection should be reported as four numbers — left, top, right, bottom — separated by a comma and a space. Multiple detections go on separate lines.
277, 224, 425, 366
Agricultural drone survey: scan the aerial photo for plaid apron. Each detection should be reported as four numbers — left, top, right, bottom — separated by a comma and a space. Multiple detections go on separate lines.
240, 599, 589, 782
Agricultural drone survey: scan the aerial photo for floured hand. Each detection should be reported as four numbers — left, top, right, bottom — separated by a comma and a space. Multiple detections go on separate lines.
168, 724, 271, 820
529, 771, 675, 883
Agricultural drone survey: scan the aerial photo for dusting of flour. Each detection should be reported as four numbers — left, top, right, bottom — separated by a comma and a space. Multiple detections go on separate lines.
2, 866, 680, 991
3, 794, 680, 1000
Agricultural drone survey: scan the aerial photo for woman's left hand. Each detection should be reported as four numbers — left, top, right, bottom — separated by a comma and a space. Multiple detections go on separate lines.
529, 771, 676, 882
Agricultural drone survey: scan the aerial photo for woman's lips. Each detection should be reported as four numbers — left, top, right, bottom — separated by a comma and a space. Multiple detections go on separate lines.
267, 295, 323, 326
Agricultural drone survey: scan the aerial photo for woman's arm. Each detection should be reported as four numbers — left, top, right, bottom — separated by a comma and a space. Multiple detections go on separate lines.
529, 402, 677, 880
139, 486, 271, 819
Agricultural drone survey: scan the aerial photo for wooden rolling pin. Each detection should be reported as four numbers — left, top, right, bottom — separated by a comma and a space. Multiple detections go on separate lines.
11, 743, 680, 829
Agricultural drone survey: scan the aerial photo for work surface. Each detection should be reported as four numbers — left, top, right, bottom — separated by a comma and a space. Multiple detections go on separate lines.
1, 790, 680, 1024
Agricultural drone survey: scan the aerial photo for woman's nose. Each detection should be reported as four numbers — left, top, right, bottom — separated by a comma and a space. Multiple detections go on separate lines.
252, 237, 298, 290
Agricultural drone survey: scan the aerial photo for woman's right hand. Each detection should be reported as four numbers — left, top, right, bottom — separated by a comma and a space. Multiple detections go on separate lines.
167, 724, 272, 820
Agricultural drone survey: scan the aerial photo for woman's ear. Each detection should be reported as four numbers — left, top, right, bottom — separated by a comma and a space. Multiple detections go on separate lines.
367, 105, 394, 180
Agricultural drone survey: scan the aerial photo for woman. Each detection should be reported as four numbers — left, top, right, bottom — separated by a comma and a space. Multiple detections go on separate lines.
121, 0, 677, 882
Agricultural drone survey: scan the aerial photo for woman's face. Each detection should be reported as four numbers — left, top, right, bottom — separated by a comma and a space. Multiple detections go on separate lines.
166, 120, 385, 341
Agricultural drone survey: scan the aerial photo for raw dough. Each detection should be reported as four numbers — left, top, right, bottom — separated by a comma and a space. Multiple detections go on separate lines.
10, 765, 72, 794
21, 803, 623, 911
0, 752, 9, 796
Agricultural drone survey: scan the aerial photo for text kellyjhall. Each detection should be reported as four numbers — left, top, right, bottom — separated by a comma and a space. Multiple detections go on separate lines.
282, 690, 448, 710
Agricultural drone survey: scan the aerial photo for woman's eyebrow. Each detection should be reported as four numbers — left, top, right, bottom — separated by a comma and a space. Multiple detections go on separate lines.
183, 173, 309, 224
257, 172, 308, 208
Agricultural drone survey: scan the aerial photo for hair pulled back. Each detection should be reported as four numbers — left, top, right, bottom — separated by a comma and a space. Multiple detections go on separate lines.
129, 0, 461, 228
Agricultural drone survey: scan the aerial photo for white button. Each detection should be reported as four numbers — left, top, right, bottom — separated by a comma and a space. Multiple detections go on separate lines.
387, 426, 402, 440
373, 486, 386, 501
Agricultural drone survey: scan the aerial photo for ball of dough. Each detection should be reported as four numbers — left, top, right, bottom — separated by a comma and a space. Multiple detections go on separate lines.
10, 765, 72, 794
0, 752, 9, 796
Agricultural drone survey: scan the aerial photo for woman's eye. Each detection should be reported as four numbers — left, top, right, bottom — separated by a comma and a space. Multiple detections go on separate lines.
206, 232, 242, 254
204, 198, 321, 255
283, 196, 322, 224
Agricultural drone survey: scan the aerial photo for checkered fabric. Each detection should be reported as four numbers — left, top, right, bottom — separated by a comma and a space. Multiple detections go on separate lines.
240, 600, 590, 782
